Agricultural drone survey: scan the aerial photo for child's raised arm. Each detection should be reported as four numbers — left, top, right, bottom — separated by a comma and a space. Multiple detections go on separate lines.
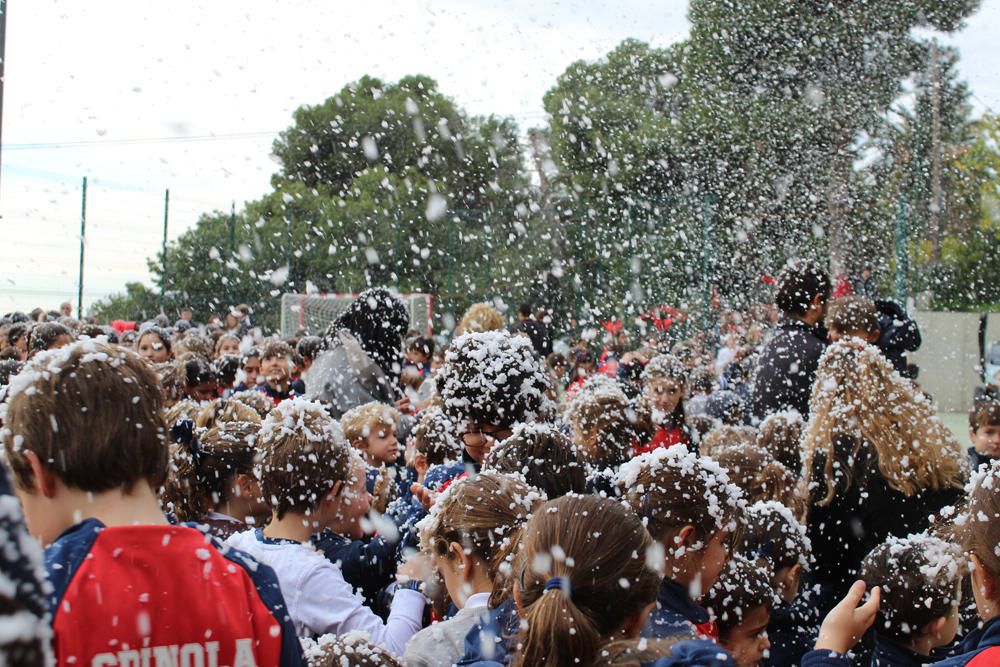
814, 580, 881, 655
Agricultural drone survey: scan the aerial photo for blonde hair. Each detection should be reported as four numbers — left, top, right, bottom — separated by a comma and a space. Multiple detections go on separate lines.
802, 339, 965, 506
256, 398, 354, 519
420, 472, 542, 608
457, 302, 504, 334
564, 379, 653, 468
757, 411, 804, 473
340, 402, 401, 444
699, 424, 757, 458
195, 398, 262, 430
229, 390, 273, 419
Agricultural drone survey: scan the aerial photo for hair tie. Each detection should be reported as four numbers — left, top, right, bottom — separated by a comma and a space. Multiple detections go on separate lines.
640, 491, 653, 520
545, 577, 568, 593
171, 419, 203, 467
754, 540, 777, 560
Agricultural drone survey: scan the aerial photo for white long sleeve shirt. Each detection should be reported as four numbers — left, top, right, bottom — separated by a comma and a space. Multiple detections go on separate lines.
225, 529, 424, 657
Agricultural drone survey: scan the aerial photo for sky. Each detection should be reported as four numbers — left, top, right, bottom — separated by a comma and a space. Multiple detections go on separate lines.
1, 0, 998, 316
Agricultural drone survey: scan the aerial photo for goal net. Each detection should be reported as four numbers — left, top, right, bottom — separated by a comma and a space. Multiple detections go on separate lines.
279, 292, 434, 338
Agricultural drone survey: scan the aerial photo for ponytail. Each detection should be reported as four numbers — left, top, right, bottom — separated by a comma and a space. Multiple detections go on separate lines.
512, 495, 660, 667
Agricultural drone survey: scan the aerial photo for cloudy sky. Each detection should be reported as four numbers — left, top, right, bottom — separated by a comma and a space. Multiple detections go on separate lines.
2, 0, 997, 316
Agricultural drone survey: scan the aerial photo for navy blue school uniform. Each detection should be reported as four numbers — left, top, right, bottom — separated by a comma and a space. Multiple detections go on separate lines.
644, 578, 715, 640
455, 599, 520, 665
586, 466, 621, 498
929, 615, 1000, 666
968, 447, 995, 473
311, 528, 401, 613
646, 640, 736, 666
870, 633, 925, 666
765, 588, 822, 666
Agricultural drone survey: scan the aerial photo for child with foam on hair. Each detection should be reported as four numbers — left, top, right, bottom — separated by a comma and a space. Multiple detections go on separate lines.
163, 419, 268, 539
340, 401, 407, 507
617, 445, 747, 641
739, 501, 817, 667
405, 472, 542, 667
301, 631, 402, 667
859, 534, 964, 666
3, 341, 304, 665
703, 554, 779, 667
225, 398, 425, 655
420, 330, 552, 496
563, 374, 653, 495
483, 422, 588, 499
405, 405, 462, 487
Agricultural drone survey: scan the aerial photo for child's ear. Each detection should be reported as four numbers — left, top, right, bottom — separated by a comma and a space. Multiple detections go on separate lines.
676, 524, 697, 548
325, 481, 343, 502
921, 616, 948, 638
866, 329, 880, 343
25, 451, 57, 498
352, 439, 368, 451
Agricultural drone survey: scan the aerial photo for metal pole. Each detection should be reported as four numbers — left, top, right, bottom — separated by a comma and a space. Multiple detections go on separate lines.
894, 194, 910, 304
77, 176, 87, 319
160, 189, 169, 313
228, 201, 236, 305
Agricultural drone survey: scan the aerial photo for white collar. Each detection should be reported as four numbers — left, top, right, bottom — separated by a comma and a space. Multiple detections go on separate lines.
463, 592, 491, 610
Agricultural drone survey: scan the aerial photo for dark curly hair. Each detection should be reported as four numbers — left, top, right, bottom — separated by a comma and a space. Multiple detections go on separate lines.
437, 331, 552, 429
324, 288, 409, 378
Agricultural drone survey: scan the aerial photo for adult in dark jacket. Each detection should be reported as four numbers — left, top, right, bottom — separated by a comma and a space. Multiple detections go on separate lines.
875, 298, 921, 378
508, 303, 553, 358
751, 260, 831, 421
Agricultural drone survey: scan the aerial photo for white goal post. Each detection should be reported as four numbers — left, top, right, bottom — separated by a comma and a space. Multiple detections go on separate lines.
279, 292, 434, 339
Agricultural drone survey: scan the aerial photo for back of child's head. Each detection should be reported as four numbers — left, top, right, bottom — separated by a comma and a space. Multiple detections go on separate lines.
860, 533, 963, 641
165, 398, 203, 428
688, 367, 715, 396
419, 471, 543, 607
774, 259, 831, 316
456, 302, 504, 334
969, 398, 1000, 433
177, 353, 216, 389
700, 424, 757, 458
617, 446, 745, 560
740, 500, 811, 577
705, 390, 746, 426
438, 330, 552, 430
301, 631, 402, 667
213, 354, 240, 388
711, 444, 802, 514
229, 389, 272, 420
2, 341, 168, 493
410, 406, 462, 465
296, 335, 323, 363
175, 333, 213, 360
565, 380, 652, 468
703, 553, 776, 639
826, 296, 878, 338
340, 401, 401, 444
512, 494, 662, 667
756, 410, 803, 473
483, 422, 587, 498
256, 397, 353, 519
28, 322, 73, 355
195, 398, 262, 430
0, 359, 23, 387
164, 420, 260, 522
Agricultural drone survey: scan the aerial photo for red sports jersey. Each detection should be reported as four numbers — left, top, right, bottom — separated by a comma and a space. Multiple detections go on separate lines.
45, 519, 304, 667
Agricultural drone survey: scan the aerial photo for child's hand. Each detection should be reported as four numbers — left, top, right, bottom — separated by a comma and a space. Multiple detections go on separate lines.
815, 580, 880, 655
410, 483, 437, 511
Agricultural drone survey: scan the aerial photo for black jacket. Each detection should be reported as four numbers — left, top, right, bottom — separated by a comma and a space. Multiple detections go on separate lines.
751, 317, 827, 420
807, 436, 963, 601
875, 299, 921, 377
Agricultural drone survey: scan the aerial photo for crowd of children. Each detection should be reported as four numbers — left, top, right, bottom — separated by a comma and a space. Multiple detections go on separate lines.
0, 273, 999, 667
